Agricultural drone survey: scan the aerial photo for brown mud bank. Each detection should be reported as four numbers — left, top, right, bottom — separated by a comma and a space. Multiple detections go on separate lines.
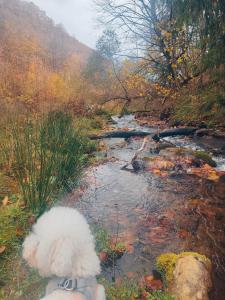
63, 115, 225, 299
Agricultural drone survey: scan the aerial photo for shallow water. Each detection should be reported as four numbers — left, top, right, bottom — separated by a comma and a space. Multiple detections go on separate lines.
69, 115, 225, 299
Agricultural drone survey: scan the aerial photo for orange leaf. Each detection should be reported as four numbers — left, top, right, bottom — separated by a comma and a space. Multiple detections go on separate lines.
16, 228, 24, 237
207, 172, 220, 181
126, 272, 135, 279
99, 251, 108, 262
2, 196, 9, 206
144, 276, 163, 290
178, 229, 189, 239
0, 246, 6, 254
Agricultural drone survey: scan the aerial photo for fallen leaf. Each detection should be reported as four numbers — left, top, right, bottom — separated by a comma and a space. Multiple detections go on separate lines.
115, 276, 123, 285
178, 229, 189, 239
187, 164, 224, 181
144, 275, 163, 291
126, 272, 135, 279
99, 252, 108, 262
28, 215, 36, 225
126, 244, 134, 253
141, 290, 151, 300
2, 196, 9, 206
207, 172, 220, 181
0, 246, 6, 254
16, 228, 24, 237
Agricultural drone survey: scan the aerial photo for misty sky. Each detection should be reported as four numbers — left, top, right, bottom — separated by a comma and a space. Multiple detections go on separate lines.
26, 0, 102, 48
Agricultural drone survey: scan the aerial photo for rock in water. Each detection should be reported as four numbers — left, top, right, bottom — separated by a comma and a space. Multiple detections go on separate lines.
132, 159, 146, 171
170, 255, 212, 300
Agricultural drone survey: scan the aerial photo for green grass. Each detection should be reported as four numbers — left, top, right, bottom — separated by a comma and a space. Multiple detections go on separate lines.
0, 199, 46, 300
174, 82, 225, 126
0, 251, 46, 300
146, 290, 173, 300
8, 111, 95, 216
0, 110, 103, 299
92, 225, 111, 253
99, 277, 173, 300
100, 277, 140, 300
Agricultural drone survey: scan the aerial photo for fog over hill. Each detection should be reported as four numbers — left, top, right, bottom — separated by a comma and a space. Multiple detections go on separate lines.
23, 0, 101, 48
0, 0, 100, 112
0, 0, 93, 66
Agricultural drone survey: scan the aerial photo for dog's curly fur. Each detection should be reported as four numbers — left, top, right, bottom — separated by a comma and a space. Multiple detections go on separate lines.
23, 206, 105, 300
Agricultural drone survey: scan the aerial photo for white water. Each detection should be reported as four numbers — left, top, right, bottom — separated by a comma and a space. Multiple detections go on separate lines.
164, 136, 225, 171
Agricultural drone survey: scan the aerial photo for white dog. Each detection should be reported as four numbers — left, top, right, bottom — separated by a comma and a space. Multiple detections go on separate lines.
23, 206, 106, 300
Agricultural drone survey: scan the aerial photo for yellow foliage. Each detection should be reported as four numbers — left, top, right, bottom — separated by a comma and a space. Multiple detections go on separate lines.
46, 73, 69, 101
171, 63, 177, 69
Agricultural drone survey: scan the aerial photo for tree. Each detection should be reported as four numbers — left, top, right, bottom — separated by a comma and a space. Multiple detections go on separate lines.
174, 0, 225, 68
96, 29, 121, 60
95, 0, 221, 86
95, 1, 174, 84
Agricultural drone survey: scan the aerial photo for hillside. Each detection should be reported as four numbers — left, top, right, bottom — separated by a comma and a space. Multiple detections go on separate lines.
0, 0, 95, 112
0, 0, 92, 65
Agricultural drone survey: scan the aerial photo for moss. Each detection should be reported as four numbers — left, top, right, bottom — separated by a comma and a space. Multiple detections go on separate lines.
156, 253, 178, 283
156, 252, 211, 284
194, 150, 217, 167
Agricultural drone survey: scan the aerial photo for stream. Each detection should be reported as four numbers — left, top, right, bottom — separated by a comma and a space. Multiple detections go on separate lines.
64, 115, 225, 299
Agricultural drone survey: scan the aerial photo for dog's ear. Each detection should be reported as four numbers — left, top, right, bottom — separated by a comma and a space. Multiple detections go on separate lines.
49, 237, 74, 277
22, 233, 39, 268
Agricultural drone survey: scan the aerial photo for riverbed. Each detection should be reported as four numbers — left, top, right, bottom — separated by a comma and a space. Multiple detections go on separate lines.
65, 115, 225, 299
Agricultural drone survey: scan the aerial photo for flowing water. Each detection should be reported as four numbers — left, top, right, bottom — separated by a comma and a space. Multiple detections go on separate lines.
66, 115, 225, 299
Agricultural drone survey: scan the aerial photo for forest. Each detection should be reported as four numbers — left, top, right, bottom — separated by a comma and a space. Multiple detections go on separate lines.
0, 0, 225, 299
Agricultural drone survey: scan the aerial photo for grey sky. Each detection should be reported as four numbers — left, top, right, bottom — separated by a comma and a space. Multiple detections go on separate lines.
26, 0, 102, 48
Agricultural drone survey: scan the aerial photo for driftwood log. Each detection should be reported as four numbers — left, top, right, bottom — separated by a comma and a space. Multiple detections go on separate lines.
152, 127, 197, 141
90, 127, 198, 141
89, 130, 151, 140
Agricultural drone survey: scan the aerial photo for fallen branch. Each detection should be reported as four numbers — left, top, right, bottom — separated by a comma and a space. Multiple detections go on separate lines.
89, 130, 151, 140
152, 127, 197, 141
90, 127, 198, 141
121, 136, 149, 170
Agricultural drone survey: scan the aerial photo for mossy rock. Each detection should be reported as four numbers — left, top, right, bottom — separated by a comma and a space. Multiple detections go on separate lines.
194, 150, 217, 167
156, 252, 211, 284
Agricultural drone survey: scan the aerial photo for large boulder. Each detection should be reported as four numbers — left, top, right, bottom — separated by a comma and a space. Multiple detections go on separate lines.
170, 255, 212, 300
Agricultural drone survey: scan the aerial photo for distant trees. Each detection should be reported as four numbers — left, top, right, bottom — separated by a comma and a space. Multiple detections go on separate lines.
0, 0, 102, 113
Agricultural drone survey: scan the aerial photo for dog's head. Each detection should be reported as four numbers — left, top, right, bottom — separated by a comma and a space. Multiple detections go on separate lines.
23, 207, 101, 278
